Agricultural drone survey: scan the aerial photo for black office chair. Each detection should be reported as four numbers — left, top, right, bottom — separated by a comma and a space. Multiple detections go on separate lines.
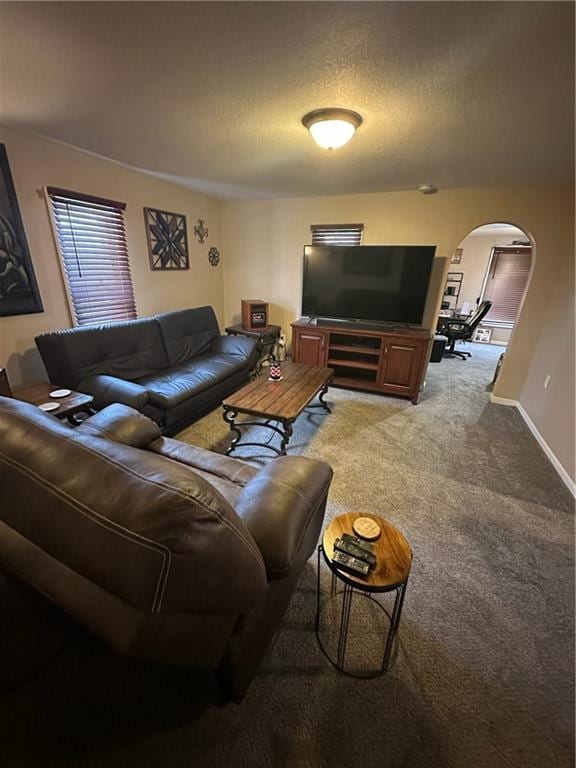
439, 301, 493, 359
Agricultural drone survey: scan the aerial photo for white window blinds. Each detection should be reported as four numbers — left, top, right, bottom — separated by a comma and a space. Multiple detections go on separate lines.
482, 247, 532, 325
311, 223, 364, 246
47, 187, 137, 327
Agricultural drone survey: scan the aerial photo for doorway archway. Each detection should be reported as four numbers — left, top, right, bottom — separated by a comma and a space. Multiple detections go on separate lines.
441, 221, 534, 387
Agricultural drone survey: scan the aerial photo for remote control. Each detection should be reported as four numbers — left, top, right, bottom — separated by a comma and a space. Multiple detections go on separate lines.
331, 550, 370, 577
341, 532, 375, 554
334, 537, 377, 567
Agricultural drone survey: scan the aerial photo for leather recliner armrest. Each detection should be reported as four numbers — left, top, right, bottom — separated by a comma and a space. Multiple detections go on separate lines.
76, 404, 162, 448
79, 374, 151, 411
212, 334, 259, 362
149, 436, 258, 486
234, 456, 333, 580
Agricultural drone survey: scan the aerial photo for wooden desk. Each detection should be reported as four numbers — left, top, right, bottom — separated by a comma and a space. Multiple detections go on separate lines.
437, 312, 470, 330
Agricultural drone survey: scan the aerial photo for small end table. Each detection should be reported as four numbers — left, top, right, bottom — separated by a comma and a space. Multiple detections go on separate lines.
11, 380, 94, 425
316, 512, 412, 678
225, 323, 281, 375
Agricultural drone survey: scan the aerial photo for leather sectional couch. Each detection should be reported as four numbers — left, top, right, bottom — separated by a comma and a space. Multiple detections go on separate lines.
35, 306, 258, 435
0, 397, 333, 702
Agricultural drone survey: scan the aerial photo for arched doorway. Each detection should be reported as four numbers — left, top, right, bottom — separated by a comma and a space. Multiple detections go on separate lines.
438, 222, 533, 385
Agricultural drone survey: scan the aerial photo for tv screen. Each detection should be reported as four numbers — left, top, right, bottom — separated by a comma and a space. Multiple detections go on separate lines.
302, 244, 436, 325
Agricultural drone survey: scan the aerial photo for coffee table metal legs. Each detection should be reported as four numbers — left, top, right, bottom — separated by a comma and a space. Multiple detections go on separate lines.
305, 383, 332, 414
223, 407, 242, 454
223, 382, 331, 457
223, 406, 295, 457
318, 384, 331, 413
316, 545, 408, 678
279, 419, 293, 454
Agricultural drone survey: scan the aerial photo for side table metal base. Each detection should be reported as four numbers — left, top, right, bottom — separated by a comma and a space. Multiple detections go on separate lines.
315, 545, 408, 678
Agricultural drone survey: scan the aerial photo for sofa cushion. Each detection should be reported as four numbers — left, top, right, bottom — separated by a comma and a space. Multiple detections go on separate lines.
36, 318, 168, 389
155, 307, 220, 367
138, 353, 247, 409
161, 367, 251, 436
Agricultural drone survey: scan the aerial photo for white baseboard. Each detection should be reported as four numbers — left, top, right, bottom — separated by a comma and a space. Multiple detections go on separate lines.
489, 394, 519, 407
490, 394, 576, 497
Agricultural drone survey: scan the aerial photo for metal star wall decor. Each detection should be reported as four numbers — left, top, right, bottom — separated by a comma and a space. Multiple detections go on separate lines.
194, 218, 209, 243
144, 208, 189, 270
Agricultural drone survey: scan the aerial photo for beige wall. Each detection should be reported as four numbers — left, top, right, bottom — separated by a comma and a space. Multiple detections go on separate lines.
0, 125, 223, 385
520, 242, 575, 483
221, 184, 574, 475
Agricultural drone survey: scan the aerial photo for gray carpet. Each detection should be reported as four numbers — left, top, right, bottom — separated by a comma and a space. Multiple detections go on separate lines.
1, 343, 573, 767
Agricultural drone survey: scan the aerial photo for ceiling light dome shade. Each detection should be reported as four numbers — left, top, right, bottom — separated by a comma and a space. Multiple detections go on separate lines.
302, 108, 363, 150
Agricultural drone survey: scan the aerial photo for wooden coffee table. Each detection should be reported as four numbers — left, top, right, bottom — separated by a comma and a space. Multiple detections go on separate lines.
222, 362, 333, 456
11, 380, 94, 425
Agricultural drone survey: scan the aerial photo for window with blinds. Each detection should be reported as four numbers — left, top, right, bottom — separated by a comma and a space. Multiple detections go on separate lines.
310, 223, 364, 246
47, 187, 136, 326
481, 247, 532, 325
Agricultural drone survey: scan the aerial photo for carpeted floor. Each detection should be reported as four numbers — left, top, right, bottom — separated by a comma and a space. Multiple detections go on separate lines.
1, 343, 574, 768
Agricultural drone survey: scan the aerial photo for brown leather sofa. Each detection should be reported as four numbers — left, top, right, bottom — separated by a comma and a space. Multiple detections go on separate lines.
35, 306, 258, 435
0, 397, 332, 702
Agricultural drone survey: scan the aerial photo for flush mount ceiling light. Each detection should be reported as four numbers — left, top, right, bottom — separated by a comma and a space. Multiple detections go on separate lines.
302, 108, 363, 150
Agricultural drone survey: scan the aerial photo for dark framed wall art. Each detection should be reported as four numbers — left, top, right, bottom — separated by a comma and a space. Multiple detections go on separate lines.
0, 144, 43, 316
144, 207, 189, 270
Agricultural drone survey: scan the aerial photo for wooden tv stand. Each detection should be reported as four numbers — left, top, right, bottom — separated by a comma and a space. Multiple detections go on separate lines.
291, 318, 432, 404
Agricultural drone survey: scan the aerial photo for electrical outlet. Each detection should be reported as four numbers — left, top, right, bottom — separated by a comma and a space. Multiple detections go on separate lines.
544, 374, 551, 389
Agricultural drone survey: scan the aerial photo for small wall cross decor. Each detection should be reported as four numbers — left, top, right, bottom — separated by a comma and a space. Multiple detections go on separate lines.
194, 219, 209, 243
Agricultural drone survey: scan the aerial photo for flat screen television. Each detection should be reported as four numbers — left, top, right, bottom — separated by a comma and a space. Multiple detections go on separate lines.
302, 244, 436, 325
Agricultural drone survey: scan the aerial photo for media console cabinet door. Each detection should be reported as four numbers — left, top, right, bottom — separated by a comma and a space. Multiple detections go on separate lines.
293, 328, 328, 366
379, 340, 424, 395
292, 320, 430, 403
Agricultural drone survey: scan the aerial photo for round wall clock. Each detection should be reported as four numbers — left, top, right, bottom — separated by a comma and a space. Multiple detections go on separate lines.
208, 247, 220, 267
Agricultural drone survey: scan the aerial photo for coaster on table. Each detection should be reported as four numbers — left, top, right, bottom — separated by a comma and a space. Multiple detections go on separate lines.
353, 517, 381, 541
38, 402, 60, 412
49, 389, 72, 398
268, 376, 283, 382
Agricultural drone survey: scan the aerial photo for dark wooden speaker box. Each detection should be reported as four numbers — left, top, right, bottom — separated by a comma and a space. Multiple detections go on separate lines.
241, 300, 268, 330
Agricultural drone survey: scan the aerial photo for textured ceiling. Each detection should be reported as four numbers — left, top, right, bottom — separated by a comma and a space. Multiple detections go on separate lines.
0, 2, 573, 199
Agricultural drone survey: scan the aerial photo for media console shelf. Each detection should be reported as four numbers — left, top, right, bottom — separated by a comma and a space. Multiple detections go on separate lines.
291, 318, 432, 404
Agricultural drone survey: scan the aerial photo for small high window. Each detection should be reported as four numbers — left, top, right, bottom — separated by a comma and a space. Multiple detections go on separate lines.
310, 223, 364, 246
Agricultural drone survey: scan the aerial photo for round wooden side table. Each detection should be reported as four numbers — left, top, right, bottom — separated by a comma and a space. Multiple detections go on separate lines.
315, 512, 412, 678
